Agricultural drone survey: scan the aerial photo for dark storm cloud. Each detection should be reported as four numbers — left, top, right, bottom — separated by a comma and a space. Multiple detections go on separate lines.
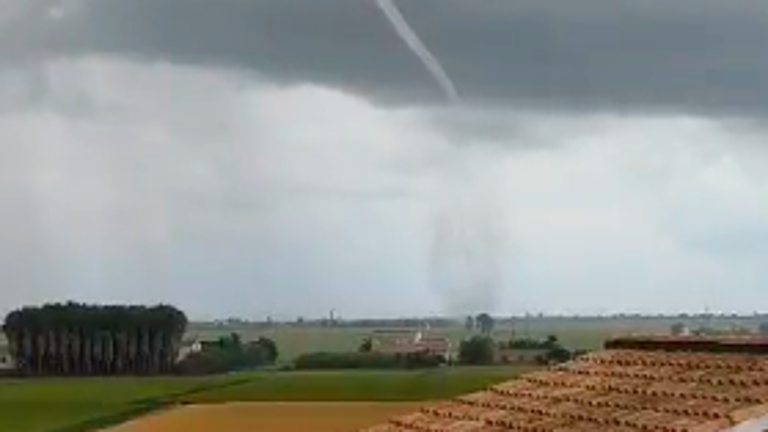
4, 0, 768, 113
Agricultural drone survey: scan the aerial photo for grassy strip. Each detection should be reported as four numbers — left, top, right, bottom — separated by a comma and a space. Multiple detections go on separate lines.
127, 377, 253, 406
49, 376, 256, 432
9, 366, 534, 431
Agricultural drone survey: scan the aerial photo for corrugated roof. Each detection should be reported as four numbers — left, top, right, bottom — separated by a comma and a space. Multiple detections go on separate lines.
361, 343, 768, 432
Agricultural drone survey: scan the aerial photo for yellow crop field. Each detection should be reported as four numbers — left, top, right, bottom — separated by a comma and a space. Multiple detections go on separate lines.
107, 402, 426, 432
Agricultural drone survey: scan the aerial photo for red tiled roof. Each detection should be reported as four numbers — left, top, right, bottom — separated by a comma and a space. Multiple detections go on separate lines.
361, 342, 768, 432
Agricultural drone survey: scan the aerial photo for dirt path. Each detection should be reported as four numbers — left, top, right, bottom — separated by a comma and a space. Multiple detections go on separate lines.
106, 402, 424, 432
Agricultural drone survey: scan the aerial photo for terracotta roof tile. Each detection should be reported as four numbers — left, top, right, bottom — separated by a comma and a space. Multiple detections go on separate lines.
361, 341, 768, 431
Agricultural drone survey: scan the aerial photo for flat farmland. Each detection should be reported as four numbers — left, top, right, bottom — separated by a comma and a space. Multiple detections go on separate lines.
181, 366, 537, 403
0, 375, 246, 432
0, 367, 529, 432
107, 402, 425, 432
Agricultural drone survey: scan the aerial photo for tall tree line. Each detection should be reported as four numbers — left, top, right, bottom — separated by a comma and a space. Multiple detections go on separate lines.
2, 303, 187, 376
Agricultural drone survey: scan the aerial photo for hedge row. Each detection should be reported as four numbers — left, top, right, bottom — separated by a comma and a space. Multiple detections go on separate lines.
293, 351, 446, 370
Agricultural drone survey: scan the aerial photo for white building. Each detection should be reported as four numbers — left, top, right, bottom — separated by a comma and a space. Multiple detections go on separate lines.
0, 346, 13, 370
176, 338, 203, 362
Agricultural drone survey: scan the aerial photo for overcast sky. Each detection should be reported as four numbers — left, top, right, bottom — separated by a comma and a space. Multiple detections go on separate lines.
3, 0, 768, 320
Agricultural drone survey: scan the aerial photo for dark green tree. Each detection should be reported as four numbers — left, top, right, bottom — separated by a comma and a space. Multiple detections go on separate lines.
254, 337, 279, 364
545, 346, 572, 364
475, 313, 495, 335
241, 344, 267, 367
465, 316, 475, 331
358, 337, 374, 353
178, 333, 276, 373
545, 334, 559, 348
2, 303, 187, 376
458, 336, 495, 365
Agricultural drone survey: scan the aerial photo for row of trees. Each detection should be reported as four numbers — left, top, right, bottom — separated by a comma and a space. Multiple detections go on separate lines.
293, 351, 445, 370
2, 303, 187, 376
499, 335, 560, 350
459, 336, 496, 365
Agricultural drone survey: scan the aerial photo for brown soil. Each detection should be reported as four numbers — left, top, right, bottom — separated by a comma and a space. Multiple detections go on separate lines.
107, 402, 425, 432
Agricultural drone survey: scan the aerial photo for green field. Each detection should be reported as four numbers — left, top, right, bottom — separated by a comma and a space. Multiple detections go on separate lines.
181, 366, 537, 403
0, 366, 534, 432
186, 323, 624, 362
0, 375, 247, 432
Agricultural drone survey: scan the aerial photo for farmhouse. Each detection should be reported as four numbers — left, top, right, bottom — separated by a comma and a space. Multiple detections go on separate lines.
362, 336, 768, 432
373, 330, 452, 359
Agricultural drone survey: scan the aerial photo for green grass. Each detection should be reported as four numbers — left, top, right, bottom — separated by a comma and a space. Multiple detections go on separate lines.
0, 375, 245, 432
0, 366, 535, 432
182, 366, 538, 403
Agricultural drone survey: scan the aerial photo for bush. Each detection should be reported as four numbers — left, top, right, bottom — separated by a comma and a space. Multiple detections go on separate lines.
544, 334, 559, 348
240, 344, 268, 367
176, 351, 228, 375
358, 337, 373, 353
503, 337, 554, 350
459, 336, 495, 365
253, 337, 279, 364
545, 346, 572, 364
293, 351, 445, 370
176, 334, 278, 375
401, 352, 446, 369
295, 352, 394, 370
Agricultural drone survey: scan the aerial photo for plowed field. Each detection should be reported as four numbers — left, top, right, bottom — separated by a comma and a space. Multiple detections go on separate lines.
107, 402, 425, 432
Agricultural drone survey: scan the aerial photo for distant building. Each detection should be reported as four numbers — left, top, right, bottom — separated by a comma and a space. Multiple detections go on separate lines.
176, 338, 203, 362
372, 329, 452, 359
